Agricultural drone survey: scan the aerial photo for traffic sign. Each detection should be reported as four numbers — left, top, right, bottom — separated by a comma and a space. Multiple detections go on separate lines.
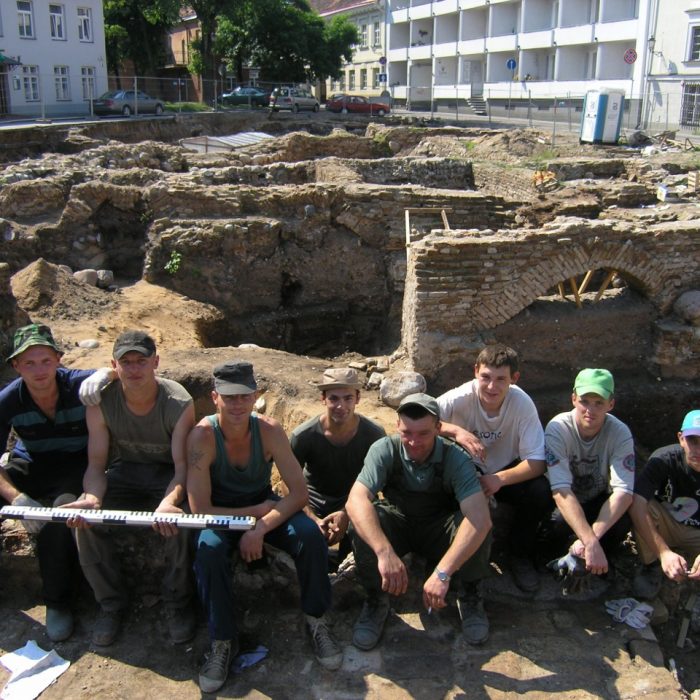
623, 48, 637, 64
506, 58, 517, 70
378, 73, 387, 82
379, 56, 387, 66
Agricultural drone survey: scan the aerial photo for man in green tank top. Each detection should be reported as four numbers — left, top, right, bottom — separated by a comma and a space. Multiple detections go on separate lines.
187, 361, 342, 694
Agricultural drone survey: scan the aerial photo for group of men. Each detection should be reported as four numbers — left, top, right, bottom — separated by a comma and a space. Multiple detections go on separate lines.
1, 325, 699, 693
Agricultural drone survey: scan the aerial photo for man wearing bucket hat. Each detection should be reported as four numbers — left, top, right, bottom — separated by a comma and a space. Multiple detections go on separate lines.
545, 368, 635, 576
291, 368, 385, 568
187, 361, 342, 693
65, 330, 196, 647
346, 393, 492, 649
0, 323, 114, 641
629, 410, 700, 598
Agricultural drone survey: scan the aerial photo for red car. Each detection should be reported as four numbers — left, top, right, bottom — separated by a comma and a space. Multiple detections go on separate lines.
326, 94, 390, 117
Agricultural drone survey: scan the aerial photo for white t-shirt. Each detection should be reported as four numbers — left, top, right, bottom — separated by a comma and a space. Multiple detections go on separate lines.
545, 410, 635, 503
436, 379, 545, 475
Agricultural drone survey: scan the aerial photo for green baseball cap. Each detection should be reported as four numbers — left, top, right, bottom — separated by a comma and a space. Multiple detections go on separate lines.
397, 393, 441, 419
574, 368, 614, 400
7, 323, 62, 363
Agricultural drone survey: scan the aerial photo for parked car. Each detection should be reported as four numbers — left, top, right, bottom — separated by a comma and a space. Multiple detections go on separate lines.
269, 87, 319, 112
326, 94, 390, 117
218, 86, 271, 108
93, 90, 164, 116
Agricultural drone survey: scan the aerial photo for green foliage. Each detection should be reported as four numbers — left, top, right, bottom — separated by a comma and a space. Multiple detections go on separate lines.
164, 250, 183, 275
164, 101, 211, 112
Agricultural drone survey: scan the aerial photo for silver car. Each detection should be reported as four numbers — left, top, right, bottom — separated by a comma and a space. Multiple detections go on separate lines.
93, 90, 164, 117
269, 87, 320, 112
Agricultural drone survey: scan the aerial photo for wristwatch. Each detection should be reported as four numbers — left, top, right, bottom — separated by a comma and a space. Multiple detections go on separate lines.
434, 568, 451, 583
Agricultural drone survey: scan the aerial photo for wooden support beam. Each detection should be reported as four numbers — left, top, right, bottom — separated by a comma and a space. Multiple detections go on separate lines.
557, 282, 566, 300
441, 209, 451, 231
578, 270, 594, 295
593, 270, 617, 303
405, 209, 411, 247
569, 277, 582, 309
404, 207, 454, 214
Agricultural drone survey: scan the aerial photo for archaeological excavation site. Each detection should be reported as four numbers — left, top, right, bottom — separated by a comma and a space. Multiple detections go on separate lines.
0, 111, 699, 697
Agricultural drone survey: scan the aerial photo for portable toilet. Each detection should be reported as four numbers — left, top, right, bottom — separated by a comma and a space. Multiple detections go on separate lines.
580, 89, 625, 144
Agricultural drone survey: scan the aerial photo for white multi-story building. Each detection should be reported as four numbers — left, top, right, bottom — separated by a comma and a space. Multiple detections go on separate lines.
309, 0, 388, 99
387, 0, 653, 118
0, 0, 108, 117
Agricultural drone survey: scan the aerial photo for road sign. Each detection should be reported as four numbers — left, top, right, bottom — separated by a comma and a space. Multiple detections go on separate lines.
378, 73, 387, 82
506, 58, 517, 70
624, 48, 637, 64
379, 56, 387, 66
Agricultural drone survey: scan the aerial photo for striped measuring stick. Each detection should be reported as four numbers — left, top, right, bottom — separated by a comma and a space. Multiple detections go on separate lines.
0, 505, 255, 531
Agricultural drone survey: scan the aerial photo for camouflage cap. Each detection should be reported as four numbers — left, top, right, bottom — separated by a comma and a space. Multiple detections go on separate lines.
7, 323, 62, 363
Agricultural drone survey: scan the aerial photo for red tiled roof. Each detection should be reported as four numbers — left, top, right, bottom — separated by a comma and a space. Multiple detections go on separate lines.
308, 0, 378, 15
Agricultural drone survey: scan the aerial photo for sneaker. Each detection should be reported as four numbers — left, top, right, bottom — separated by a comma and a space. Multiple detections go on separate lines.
352, 593, 390, 651
92, 609, 122, 646
457, 582, 489, 645
306, 614, 343, 670
632, 562, 664, 600
46, 607, 73, 642
166, 605, 197, 644
198, 639, 236, 694
510, 556, 540, 593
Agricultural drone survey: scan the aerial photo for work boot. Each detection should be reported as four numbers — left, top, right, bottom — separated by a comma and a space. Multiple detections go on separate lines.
457, 581, 489, 645
306, 613, 343, 670
46, 607, 74, 642
166, 605, 197, 644
92, 609, 122, 646
198, 639, 237, 693
352, 593, 390, 651
632, 562, 664, 600
510, 556, 540, 593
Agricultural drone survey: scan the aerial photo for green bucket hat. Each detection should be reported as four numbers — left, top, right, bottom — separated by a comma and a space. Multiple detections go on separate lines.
7, 323, 62, 363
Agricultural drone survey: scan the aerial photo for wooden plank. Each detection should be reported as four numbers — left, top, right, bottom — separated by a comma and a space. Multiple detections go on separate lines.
405, 209, 411, 247
404, 207, 454, 214
593, 270, 617, 303
578, 270, 594, 295
441, 209, 451, 231
557, 282, 566, 300
569, 277, 582, 309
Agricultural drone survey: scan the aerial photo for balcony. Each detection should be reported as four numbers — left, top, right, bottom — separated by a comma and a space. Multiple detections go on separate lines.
486, 34, 518, 52
458, 37, 487, 55
434, 40, 459, 57
459, 0, 487, 8
518, 29, 553, 50
553, 24, 595, 47
433, 0, 459, 14
389, 46, 410, 61
408, 43, 433, 60
409, 3, 432, 19
593, 19, 638, 43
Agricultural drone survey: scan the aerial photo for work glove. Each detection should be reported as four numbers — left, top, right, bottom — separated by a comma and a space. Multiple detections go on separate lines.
79, 368, 112, 406
605, 598, 654, 629
547, 551, 589, 595
11, 492, 44, 534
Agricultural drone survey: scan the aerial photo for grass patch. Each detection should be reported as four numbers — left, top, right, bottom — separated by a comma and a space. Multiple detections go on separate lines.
164, 102, 211, 113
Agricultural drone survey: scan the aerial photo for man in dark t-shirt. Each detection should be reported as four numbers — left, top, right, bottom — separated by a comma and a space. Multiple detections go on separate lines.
291, 368, 385, 565
630, 409, 700, 598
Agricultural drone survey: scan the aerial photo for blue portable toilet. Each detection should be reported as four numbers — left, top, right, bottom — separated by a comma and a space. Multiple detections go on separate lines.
580, 89, 625, 144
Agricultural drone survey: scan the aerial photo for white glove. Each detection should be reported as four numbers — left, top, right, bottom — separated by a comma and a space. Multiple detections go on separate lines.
79, 368, 113, 406
11, 492, 45, 534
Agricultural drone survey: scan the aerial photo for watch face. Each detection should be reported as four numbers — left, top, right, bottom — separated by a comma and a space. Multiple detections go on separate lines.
437, 570, 448, 582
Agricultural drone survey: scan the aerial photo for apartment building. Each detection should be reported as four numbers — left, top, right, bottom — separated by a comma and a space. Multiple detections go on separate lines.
0, 0, 108, 117
309, 0, 388, 99
387, 0, 652, 118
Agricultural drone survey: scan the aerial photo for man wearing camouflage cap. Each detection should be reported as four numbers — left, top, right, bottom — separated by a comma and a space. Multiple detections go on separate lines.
0, 323, 113, 641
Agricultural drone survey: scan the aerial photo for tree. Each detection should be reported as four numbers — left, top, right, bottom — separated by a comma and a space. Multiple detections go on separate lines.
103, 0, 180, 76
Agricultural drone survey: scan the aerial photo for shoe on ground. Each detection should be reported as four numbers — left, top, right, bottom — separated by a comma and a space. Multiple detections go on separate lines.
306, 613, 343, 670
199, 639, 237, 694
92, 609, 122, 646
457, 582, 489, 645
510, 556, 540, 593
352, 593, 390, 651
632, 562, 664, 600
46, 607, 74, 642
166, 605, 197, 644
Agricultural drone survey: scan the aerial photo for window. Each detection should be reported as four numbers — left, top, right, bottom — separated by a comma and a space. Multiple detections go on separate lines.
339, 73, 345, 90
54, 65, 70, 100
690, 26, 700, 61
349, 70, 356, 90
360, 69, 367, 89
360, 23, 368, 48
18, 1, 34, 38
50, 4, 65, 39
81, 66, 96, 99
77, 6, 92, 41
373, 21, 381, 47
22, 65, 39, 101
681, 83, 700, 126
372, 67, 380, 88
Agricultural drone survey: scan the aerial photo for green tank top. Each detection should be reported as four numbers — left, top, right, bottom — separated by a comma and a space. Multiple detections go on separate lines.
206, 413, 272, 506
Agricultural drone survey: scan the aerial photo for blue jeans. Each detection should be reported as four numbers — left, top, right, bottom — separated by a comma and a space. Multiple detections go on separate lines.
195, 511, 331, 641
